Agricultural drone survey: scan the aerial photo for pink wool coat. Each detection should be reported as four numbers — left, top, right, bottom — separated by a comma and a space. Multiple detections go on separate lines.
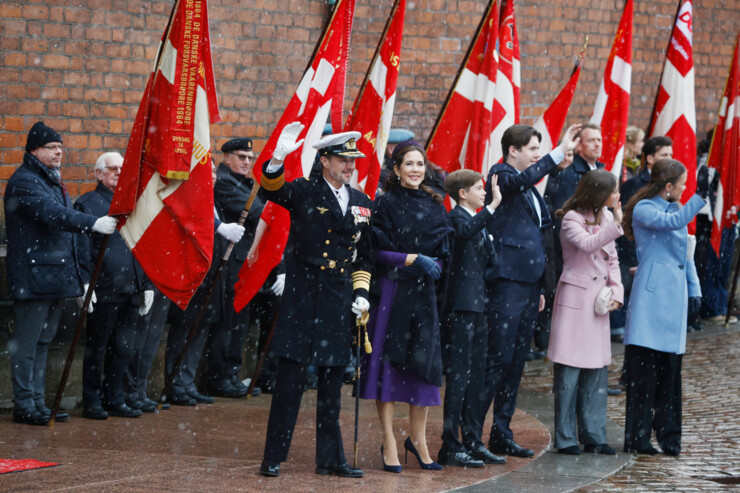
547, 209, 624, 369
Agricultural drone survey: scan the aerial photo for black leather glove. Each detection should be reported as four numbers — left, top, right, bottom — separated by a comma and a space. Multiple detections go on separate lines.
405, 254, 441, 280
688, 296, 702, 318
695, 166, 710, 200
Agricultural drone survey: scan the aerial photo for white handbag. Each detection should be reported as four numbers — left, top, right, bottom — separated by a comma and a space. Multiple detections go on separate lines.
595, 287, 613, 316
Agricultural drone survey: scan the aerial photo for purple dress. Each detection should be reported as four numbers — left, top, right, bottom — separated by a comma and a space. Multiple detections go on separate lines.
359, 250, 441, 406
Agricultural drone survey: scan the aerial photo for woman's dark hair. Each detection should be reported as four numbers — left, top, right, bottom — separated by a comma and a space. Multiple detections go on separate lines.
623, 158, 687, 240
556, 170, 617, 225
383, 141, 443, 204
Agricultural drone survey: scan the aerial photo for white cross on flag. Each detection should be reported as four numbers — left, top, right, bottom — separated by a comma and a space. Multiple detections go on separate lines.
109, 0, 221, 309
707, 33, 740, 255
233, 0, 355, 312
590, 0, 633, 177
488, 0, 521, 170
344, 0, 406, 199
426, 0, 499, 179
648, 0, 696, 203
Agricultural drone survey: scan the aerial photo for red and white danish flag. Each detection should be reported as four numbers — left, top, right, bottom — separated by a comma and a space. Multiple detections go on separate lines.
534, 54, 585, 195
426, 0, 499, 180
233, 0, 355, 312
707, 33, 740, 255
488, 0, 521, 169
590, 0, 633, 177
344, 0, 406, 199
109, 0, 221, 309
648, 0, 696, 203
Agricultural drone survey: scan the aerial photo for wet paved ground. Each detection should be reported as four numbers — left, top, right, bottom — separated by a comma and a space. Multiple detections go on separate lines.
522, 321, 740, 492
0, 321, 737, 491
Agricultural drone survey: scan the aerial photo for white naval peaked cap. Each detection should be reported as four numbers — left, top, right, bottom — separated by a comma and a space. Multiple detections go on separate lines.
312, 131, 365, 158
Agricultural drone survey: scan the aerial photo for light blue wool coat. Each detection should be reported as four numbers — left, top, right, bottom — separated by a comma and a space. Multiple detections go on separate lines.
624, 194, 705, 355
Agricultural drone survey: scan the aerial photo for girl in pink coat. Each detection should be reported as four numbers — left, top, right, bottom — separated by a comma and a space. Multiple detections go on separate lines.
547, 170, 624, 456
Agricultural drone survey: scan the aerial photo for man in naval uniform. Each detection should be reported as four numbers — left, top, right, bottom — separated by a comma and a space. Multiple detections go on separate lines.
259, 123, 373, 478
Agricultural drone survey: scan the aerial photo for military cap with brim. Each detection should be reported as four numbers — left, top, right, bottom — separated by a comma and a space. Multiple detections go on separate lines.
387, 128, 415, 144
312, 131, 365, 158
221, 138, 252, 153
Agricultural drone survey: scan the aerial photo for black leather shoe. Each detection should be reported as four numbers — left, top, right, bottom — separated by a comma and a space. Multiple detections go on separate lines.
489, 438, 534, 458
260, 459, 280, 477
584, 443, 617, 455
13, 408, 49, 425
661, 444, 681, 456
469, 445, 506, 464
557, 445, 582, 455
230, 375, 250, 395
607, 387, 622, 396
104, 402, 142, 418
38, 406, 70, 422
127, 397, 157, 413
206, 379, 245, 398
186, 388, 214, 404
437, 449, 484, 468
142, 397, 170, 410
624, 444, 660, 455
315, 462, 364, 478
168, 393, 196, 406
82, 404, 109, 420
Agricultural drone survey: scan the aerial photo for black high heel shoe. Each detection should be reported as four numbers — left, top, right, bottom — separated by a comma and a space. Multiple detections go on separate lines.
381, 445, 402, 473
404, 437, 443, 470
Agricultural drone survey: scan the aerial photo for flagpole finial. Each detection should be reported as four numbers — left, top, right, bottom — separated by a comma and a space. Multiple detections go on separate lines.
581, 35, 589, 57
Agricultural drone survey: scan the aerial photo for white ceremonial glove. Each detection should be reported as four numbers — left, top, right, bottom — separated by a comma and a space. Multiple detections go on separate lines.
686, 234, 696, 261
139, 290, 154, 316
216, 222, 245, 243
271, 273, 286, 297
76, 283, 97, 313
351, 296, 370, 318
92, 216, 118, 235
272, 122, 305, 161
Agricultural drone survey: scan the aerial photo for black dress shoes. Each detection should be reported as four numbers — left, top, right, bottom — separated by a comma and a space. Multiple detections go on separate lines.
230, 375, 250, 396
168, 393, 197, 406
38, 406, 70, 422
557, 445, 582, 455
142, 397, 170, 410
584, 443, 617, 455
207, 379, 246, 398
126, 397, 157, 413
315, 462, 364, 478
104, 402, 142, 418
13, 408, 49, 425
661, 444, 681, 456
607, 387, 622, 396
437, 449, 484, 468
82, 404, 109, 420
489, 438, 534, 458
260, 459, 280, 477
186, 388, 215, 404
469, 445, 506, 464
624, 444, 660, 455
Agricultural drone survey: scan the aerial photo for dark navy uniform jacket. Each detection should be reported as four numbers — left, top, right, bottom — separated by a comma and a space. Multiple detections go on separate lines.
260, 162, 373, 367
4, 153, 97, 300
485, 154, 556, 284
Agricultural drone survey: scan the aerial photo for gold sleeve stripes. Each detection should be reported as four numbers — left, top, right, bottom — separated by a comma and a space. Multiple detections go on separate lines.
260, 172, 285, 191
352, 270, 371, 293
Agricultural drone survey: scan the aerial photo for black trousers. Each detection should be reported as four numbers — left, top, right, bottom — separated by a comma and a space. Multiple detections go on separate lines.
83, 301, 139, 408
206, 304, 247, 384
624, 344, 683, 452
442, 311, 487, 453
263, 357, 346, 466
478, 280, 540, 446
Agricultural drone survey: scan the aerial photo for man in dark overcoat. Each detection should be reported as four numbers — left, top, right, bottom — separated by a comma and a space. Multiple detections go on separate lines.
4, 121, 118, 425
259, 123, 373, 478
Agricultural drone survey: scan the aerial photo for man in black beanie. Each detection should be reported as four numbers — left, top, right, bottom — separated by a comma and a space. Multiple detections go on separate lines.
4, 121, 119, 425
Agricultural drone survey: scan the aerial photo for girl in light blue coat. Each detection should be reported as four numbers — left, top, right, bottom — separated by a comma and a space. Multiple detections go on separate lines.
621, 159, 709, 457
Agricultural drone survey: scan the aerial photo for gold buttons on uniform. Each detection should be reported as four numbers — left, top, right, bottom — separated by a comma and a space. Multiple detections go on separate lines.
340, 268, 344, 273
321, 266, 325, 270
323, 252, 328, 258
325, 240, 330, 245
327, 229, 332, 233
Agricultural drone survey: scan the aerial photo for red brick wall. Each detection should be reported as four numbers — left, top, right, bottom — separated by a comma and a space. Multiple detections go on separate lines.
1, 0, 738, 197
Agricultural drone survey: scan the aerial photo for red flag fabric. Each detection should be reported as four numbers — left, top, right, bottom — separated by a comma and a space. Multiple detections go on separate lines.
109, 0, 220, 309
233, 0, 355, 312
534, 57, 584, 195
708, 33, 740, 254
648, 0, 696, 203
488, 0, 521, 169
590, 0, 633, 176
426, 0, 499, 180
345, 0, 406, 198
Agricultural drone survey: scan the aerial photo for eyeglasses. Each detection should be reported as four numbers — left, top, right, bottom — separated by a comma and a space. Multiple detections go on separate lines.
41, 144, 64, 152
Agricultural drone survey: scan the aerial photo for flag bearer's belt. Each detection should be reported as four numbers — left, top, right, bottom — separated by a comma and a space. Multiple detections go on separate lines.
294, 252, 350, 276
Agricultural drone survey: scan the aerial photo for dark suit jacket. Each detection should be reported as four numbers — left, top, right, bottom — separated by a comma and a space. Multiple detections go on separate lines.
4, 153, 97, 300
485, 154, 556, 284
446, 206, 495, 313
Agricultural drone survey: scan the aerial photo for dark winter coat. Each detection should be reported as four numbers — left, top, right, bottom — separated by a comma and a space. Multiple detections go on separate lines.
4, 153, 97, 300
